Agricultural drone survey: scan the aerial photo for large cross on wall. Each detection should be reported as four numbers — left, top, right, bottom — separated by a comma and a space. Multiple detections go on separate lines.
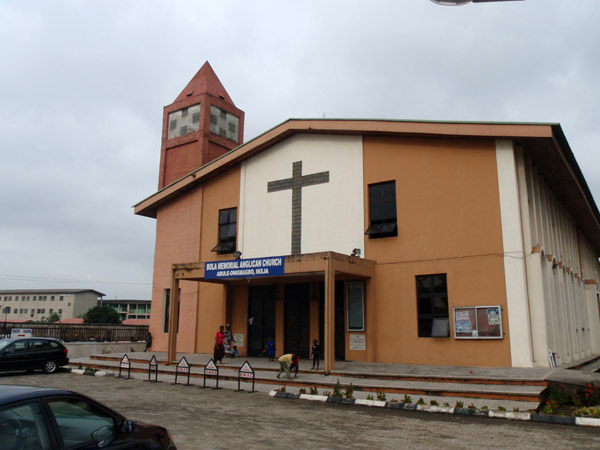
267, 161, 330, 255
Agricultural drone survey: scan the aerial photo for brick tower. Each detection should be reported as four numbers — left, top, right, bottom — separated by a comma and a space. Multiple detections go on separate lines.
158, 62, 245, 189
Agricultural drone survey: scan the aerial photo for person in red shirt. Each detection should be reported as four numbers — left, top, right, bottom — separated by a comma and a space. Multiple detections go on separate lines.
214, 325, 225, 363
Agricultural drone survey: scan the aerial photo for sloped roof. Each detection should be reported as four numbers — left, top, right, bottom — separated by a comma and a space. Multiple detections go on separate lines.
57, 318, 84, 324
173, 61, 235, 105
0, 289, 105, 296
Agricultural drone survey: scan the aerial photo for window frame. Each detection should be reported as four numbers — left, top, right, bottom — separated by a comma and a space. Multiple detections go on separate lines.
346, 282, 365, 332
416, 273, 450, 338
365, 180, 398, 239
211, 207, 237, 255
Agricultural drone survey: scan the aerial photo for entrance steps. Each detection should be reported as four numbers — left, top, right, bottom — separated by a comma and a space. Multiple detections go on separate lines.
74, 353, 548, 411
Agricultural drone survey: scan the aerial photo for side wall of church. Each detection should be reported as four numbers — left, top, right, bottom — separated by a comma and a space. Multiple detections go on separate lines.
519, 151, 600, 365
361, 136, 513, 366
149, 188, 204, 353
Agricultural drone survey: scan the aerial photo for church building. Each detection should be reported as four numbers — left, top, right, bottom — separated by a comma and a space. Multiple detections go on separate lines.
135, 62, 600, 372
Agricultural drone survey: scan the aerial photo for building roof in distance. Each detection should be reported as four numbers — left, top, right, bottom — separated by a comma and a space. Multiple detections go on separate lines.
0, 289, 105, 296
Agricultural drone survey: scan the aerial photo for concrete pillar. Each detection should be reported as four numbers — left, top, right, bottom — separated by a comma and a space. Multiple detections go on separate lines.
324, 255, 335, 374
167, 274, 180, 364
526, 252, 549, 366
585, 283, 600, 354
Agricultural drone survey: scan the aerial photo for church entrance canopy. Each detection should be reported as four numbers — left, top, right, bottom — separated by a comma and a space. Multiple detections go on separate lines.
166, 251, 375, 374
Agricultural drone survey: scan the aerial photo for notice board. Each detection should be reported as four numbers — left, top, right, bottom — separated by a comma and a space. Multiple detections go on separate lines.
453, 306, 503, 339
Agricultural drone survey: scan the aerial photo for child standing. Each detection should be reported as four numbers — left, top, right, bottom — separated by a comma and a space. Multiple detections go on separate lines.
311, 339, 321, 370
266, 337, 275, 362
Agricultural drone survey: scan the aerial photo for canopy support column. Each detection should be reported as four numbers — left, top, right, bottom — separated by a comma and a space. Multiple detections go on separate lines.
324, 255, 335, 374
166, 271, 180, 364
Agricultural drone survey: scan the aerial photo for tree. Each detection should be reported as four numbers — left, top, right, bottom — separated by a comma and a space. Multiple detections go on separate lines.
83, 305, 121, 324
42, 312, 61, 323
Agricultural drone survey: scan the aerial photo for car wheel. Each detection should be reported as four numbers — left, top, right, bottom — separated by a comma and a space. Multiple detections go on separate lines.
43, 359, 58, 374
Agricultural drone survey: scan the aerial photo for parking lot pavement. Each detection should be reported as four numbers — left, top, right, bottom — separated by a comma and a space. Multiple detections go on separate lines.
1, 371, 599, 450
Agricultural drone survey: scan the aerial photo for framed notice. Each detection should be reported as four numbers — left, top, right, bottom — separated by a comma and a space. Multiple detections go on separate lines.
233, 334, 244, 347
453, 306, 503, 339
349, 334, 366, 351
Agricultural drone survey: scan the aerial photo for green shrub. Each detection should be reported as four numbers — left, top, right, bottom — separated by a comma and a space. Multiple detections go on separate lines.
577, 383, 600, 407
455, 401, 464, 408
430, 400, 439, 406
402, 394, 412, 404
298, 388, 307, 395
497, 406, 506, 412
416, 398, 425, 405
573, 407, 600, 418
366, 394, 374, 400
344, 383, 354, 399
331, 380, 343, 398
309, 386, 319, 395
376, 388, 387, 402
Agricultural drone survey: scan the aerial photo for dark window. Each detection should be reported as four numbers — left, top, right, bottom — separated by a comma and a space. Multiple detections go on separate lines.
365, 181, 397, 239
163, 289, 170, 333
211, 208, 237, 254
416, 274, 449, 338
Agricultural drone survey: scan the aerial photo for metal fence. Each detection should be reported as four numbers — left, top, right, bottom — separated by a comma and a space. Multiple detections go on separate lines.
0, 322, 149, 342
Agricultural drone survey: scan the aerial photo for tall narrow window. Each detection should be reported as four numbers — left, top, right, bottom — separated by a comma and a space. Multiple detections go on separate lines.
211, 207, 237, 254
365, 181, 397, 239
416, 274, 449, 338
163, 289, 170, 333
347, 282, 365, 331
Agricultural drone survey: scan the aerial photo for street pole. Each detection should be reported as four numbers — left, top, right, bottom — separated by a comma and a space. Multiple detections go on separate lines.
3, 307, 8, 338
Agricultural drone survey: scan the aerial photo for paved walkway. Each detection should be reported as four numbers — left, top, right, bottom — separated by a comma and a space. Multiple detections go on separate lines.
82, 351, 600, 382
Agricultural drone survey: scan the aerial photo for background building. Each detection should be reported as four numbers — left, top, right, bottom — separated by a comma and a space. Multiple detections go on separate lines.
0, 289, 105, 322
101, 299, 151, 322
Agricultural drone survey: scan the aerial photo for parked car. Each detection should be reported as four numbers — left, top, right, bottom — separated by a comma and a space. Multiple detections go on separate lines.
0, 385, 176, 449
0, 337, 69, 374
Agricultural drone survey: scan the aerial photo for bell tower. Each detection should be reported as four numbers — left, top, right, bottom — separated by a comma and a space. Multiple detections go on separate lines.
158, 61, 245, 189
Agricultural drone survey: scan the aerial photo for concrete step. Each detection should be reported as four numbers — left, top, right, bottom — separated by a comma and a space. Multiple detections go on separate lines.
77, 355, 546, 405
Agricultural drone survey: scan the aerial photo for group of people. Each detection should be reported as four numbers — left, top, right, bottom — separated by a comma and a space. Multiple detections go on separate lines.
215, 326, 322, 380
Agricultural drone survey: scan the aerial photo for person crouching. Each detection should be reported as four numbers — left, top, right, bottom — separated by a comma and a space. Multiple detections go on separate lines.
276, 353, 299, 379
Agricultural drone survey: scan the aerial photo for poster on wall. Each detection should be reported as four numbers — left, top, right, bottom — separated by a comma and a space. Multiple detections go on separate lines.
487, 308, 500, 325
453, 306, 503, 339
454, 310, 472, 334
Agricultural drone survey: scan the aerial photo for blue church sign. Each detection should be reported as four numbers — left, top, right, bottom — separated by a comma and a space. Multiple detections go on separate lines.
205, 256, 285, 279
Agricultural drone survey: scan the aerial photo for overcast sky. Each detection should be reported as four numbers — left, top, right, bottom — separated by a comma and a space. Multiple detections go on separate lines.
0, 0, 598, 300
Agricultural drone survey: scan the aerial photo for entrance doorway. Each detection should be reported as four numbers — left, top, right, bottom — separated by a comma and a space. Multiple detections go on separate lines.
248, 285, 276, 356
284, 283, 311, 358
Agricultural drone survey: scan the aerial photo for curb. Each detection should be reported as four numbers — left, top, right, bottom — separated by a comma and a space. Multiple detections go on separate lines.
71, 369, 111, 377
269, 390, 600, 428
